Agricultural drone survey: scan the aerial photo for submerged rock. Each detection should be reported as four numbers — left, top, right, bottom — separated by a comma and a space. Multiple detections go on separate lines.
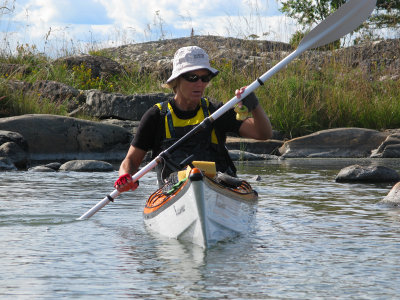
0, 157, 17, 170
43, 162, 62, 171
335, 165, 400, 183
28, 166, 57, 172
380, 182, 400, 206
59, 160, 114, 172
0, 141, 29, 169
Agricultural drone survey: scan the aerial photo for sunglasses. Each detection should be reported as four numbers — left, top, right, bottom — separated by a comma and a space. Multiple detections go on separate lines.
181, 72, 213, 83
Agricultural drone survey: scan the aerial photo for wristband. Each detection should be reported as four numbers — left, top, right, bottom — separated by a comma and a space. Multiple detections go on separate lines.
241, 92, 259, 111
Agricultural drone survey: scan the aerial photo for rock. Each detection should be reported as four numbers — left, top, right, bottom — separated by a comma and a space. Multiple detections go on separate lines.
32, 80, 86, 112
253, 175, 262, 181
279, 128, 388, 158
28, 162, 61, 172
54, 54, 126, 79
226, 137, 284, 155
375, 144, 400, 158
0, 142, 29, 169
0, 130, 29, 169
0, 157, 17, 170
102, 36, 292, 82
71, 90, 173, 121
228, 150, 279, 161
302, 39, 400, 80
44, 162, 62, 171
379, 182, 400, 206
0, 63, 31, 77
371, 133, 400, 158
101, 37, 398, 82
28, 166, 57, 172
0, 114, 132, 161
59, 160, 114, 172
3, 80, 33, 94
332, 39, 400, 79
0, 130, 29, 151
335, 165, 400, 183
100, 119, 139, 135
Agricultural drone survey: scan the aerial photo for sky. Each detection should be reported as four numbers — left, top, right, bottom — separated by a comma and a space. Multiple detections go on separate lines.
0, 0, 299, 56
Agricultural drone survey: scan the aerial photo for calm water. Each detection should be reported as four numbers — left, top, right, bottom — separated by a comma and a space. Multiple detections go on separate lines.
1, 159, 400, 299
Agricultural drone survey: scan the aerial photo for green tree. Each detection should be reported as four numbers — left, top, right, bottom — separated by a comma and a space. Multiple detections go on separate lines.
372, 0, 400, 28
279, 0, 400, 29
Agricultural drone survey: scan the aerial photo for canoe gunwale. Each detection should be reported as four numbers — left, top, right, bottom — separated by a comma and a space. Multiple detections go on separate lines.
143, 175, 258, 219
143, 178, 191, 219
203, 177, 258, 204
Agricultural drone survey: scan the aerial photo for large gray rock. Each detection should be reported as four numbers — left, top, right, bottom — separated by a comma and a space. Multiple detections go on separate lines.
228, 150, 276, 161
0, 130, 29, 169
54, 54, 125, 79
102, 37, 398, 83
279, 128, 388, 158
71, 90, 173, 121
59, 160, 114, 172
332, 39, 400, 79
0, 114, 132, 161
0, 63, 31, 77
335, 165, 400, 183
102, 36, 292, 82
32, 80, 86, 112
380, 182, 400, 206
0, 142, 29, 169
3, 79, 32, 93
226, 137, 283, 155
0, 130, 29, 151
371, 133, 400, 158
100, 119, 140, 135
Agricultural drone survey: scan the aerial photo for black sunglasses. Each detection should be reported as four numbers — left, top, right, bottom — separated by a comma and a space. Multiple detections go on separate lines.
181, 73, 213, 83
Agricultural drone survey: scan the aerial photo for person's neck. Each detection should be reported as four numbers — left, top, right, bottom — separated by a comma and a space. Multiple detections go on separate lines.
174, 95, 200, 111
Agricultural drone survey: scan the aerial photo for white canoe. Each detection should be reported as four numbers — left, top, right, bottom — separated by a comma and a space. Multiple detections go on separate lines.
143, 167, 258, 248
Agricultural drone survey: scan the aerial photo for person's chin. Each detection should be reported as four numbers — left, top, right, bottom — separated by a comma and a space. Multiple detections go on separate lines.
191, 92, 203, 99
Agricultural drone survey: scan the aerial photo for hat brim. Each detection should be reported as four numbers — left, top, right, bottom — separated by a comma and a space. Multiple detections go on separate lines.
166, 65, 219, 84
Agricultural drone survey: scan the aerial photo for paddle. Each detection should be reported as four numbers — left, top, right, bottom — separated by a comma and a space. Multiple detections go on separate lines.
78, 0, 376, 220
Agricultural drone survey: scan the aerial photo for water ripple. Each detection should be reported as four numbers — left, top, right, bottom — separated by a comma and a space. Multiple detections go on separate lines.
1, 159, 400, 298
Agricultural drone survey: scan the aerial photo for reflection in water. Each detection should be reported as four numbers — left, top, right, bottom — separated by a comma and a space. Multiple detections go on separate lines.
1, 159, 400, 298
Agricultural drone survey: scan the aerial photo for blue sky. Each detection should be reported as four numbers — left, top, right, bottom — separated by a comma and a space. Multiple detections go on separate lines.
0, 0, 298, 56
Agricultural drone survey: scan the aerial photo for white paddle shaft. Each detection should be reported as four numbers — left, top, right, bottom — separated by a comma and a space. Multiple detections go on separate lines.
78, 158, 159, 220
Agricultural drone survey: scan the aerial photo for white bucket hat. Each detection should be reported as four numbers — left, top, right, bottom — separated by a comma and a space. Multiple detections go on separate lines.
166, 46, 219, 84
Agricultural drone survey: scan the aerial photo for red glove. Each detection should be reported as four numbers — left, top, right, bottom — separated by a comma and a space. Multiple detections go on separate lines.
114, 173, 139, 193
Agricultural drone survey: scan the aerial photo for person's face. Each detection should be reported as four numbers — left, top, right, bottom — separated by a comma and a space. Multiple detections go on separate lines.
176, 69, 212, 104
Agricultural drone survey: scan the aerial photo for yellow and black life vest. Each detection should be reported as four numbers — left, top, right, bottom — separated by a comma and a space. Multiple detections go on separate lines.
155, 98, 218, 143
153, 98, 236, 184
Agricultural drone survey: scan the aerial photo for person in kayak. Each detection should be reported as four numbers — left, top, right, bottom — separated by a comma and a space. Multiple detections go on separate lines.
114, 45, 272, 192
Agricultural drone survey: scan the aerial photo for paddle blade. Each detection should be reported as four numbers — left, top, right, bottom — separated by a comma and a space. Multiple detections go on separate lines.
298, 0, 377, 51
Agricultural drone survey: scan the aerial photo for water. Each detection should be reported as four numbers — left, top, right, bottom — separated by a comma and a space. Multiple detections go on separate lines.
1, 159, 400, 299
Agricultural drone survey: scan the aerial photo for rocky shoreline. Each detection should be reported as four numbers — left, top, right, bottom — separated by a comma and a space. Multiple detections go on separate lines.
1, 113, 400, 163
1, 36, 399, 204
1, 113, 400, 205
2, 112, 400, 205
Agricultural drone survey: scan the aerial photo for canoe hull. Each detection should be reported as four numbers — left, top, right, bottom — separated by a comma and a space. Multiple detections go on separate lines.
143, 172, 258, 248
